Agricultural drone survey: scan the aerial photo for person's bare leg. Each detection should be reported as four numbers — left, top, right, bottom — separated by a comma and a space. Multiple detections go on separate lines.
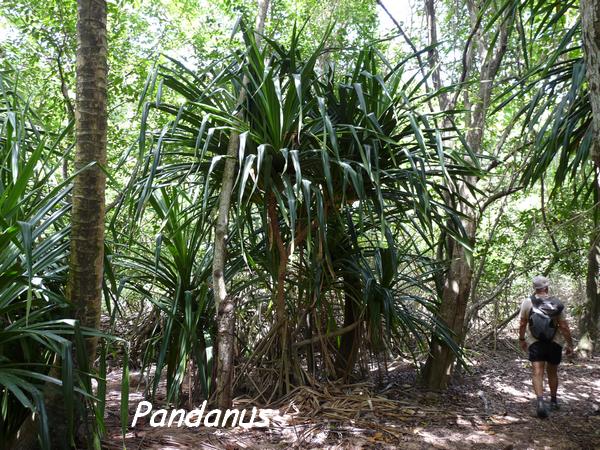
547, 363, 559, 409
547, 363, 558, 396
532, 361, 545, 397
532, 361, 548, 418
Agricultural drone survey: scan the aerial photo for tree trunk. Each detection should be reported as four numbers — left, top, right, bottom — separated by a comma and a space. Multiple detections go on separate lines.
68, 0, 108, 367
580, 0, 600, 356
582, 0, 600, 165
266, 191, 294, 393
12, 1, 108, 447
580, 167, 600, 356
335, 269, 362, 379
422, 197, 475, 390
422, 0, 509, 389
212, 0, 270, 410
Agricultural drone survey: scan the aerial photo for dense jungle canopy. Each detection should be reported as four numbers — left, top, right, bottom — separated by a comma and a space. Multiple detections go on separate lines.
1, 0, 600, 448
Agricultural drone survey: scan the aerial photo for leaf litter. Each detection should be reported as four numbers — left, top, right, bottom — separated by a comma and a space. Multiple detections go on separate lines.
102, 339, 600, 449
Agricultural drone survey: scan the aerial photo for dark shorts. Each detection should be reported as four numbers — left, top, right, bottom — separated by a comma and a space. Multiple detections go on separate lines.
528, 341, 562, 365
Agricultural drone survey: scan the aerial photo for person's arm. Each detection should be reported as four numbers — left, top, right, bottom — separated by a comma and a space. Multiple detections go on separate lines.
557, 318, 574, 354
518, 300, 528, 351
519, 317, 528, 351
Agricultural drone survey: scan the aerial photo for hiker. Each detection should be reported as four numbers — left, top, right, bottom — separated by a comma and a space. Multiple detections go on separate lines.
518, 275, 574, 418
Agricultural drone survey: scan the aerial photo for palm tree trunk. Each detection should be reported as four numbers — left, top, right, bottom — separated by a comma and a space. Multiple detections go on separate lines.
580, 0, 600, 356
212, 0, 270, 410
12, 1, 107, 447
68, 0, 108, 366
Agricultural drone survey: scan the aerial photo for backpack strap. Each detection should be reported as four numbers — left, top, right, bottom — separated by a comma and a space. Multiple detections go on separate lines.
528, 295, 538, 324
529, 295, 542, 317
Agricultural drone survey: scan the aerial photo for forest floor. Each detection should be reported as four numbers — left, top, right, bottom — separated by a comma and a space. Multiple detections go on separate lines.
102, 339, 600, 449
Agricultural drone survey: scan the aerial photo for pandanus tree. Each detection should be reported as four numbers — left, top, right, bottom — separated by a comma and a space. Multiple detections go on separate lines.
125, 21, 478, 401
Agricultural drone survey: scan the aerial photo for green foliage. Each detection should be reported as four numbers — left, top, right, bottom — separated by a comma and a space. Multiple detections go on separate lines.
0, 63, 70, 446
0, 65, 109, 449
114, 187, 215, 404
4, 0, 595, 437
489, 0, 588, 191
119, 18, 477, 396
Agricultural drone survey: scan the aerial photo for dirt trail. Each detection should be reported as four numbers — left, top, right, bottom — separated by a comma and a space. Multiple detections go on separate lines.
102, 341, 600, 449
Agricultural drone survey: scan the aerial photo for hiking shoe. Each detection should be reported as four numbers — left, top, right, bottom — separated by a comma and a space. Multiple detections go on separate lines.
537, 400, 548, 418
550, 401, 560, 411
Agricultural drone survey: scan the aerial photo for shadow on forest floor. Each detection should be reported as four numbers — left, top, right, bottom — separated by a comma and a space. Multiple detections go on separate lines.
102, 339, 600, 449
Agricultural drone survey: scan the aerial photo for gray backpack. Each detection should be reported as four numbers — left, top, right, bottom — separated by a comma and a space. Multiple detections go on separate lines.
528, 295, 564, 342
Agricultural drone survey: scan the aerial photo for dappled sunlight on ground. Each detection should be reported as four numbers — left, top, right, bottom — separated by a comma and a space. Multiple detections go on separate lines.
483, 379, 530, 403
102, 341, 600, 449
417, 427, 508, 446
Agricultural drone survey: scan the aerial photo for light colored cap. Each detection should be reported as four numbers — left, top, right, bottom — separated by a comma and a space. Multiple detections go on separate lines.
532, 275, 549, 290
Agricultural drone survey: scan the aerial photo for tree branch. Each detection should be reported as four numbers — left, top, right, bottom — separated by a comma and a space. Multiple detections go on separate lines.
292, 321, 360, 348
479, 186, 523, 214
377, 0, 431, 94
424, 0, 448, 108
541, 177, 561, 254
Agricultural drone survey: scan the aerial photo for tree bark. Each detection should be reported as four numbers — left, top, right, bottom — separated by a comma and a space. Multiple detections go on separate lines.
580, 168, 600, 356
422, 0, 509, 390
68, 0, 108, 364
582, 0, 600, 166
56, 48, 75, 181
580, 0, 600, 355
213, 0, 270, 410
422, 192, 476, 390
